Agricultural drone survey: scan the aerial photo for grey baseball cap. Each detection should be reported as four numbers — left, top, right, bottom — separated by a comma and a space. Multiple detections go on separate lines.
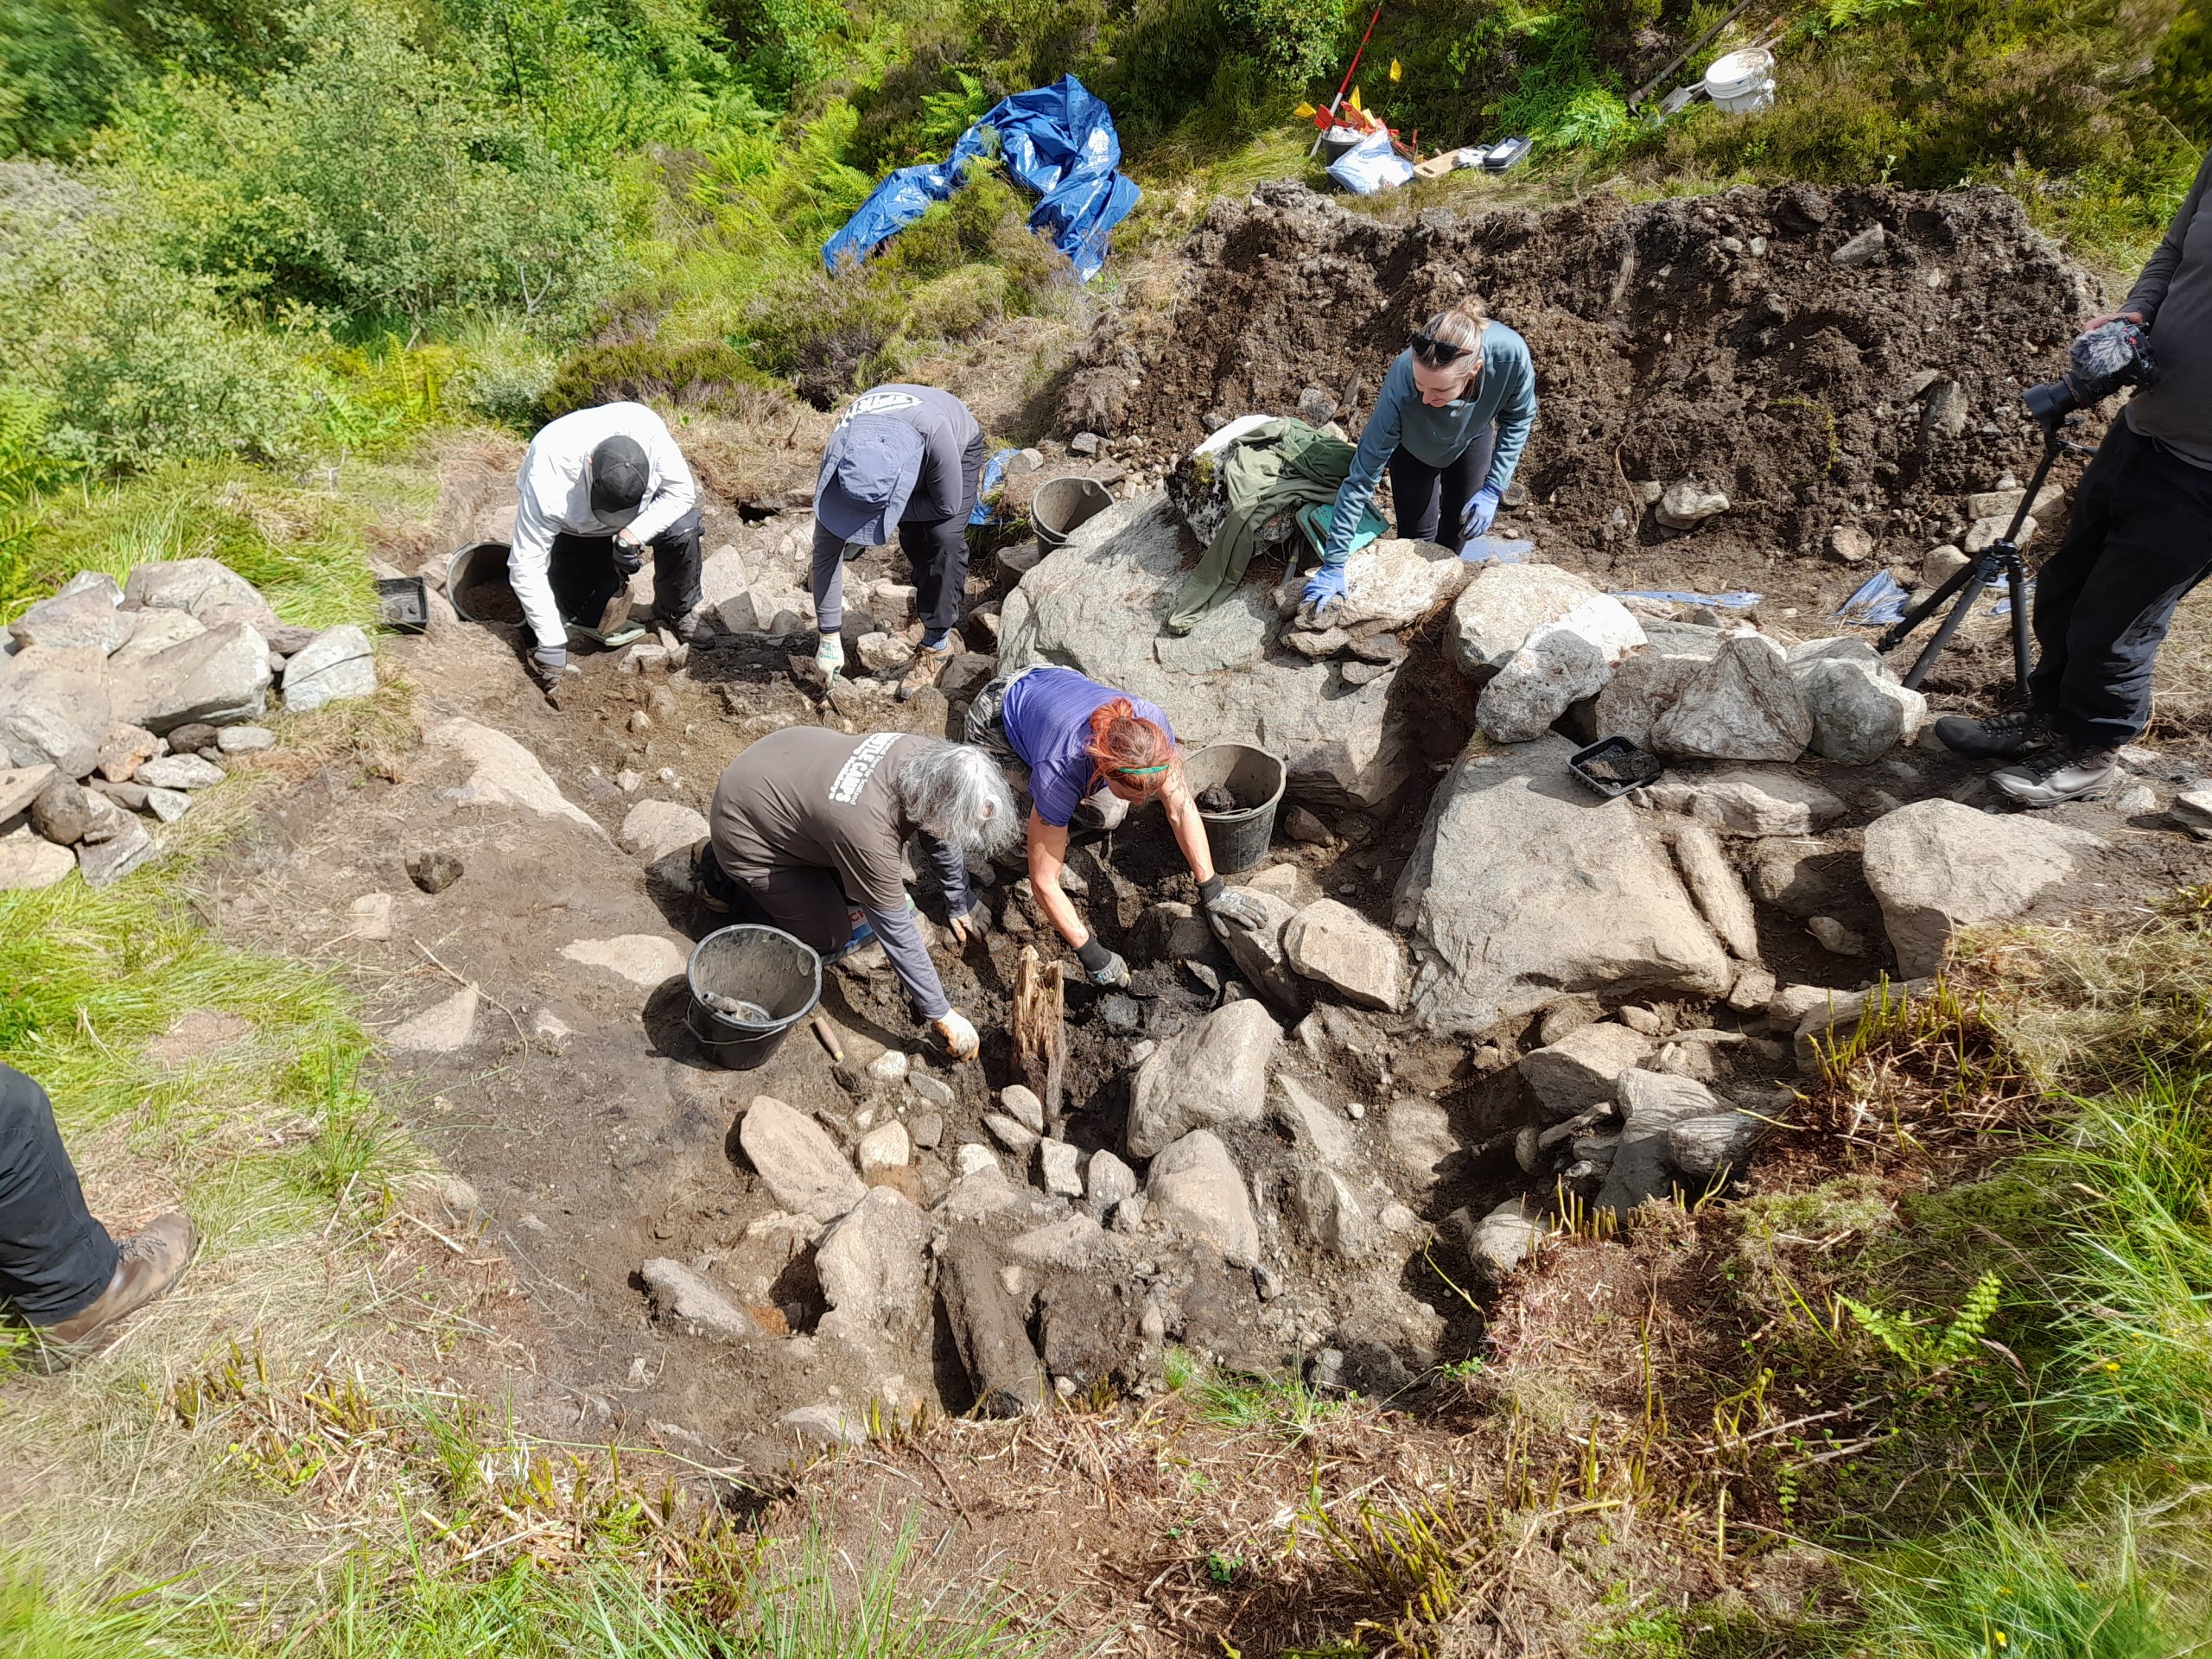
815, 416, 925, 547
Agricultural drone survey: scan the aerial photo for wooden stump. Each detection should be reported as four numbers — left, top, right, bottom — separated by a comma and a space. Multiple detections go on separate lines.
1011, 944, 1068, 1136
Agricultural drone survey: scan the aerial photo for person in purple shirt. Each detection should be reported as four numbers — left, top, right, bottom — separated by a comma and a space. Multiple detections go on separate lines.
962, 666, 1268, 984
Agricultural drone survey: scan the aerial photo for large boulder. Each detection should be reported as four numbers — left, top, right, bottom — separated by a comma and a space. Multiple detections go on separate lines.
1861, 800, 2106, 977
1282, 898, 1405, 1011
1146, 1129, 1259, 1264
281, 626, 378, 714
426, 718, 611, 841
1215, 887, 1304, 1012
620, 799, 710, 861
124, 558, 265, 619
738, 1096, 868, 1221
1649, 634, 1811, 761
1127, 997, 1281, 1158
1592, 646, 1712, 749
1395, 737, 1733, 1033
8, 589, 130, 655
1519, 1020, 1654, 1119
0, 828, 75, 892
1450, 565, 1639, 678
815, 1186, 931, 1345
1667, 820, 1762, 960
108, 609, 207, 670
1476, 626, 1609, 743
997, 497, 1421, 807
1793, 655, 1928, 765
121, 620, 272, 733
0, 652, 107, 778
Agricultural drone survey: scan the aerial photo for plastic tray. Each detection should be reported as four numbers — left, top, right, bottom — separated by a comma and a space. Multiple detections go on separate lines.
1567, 735, 1663, 798
376, 575, 429, 633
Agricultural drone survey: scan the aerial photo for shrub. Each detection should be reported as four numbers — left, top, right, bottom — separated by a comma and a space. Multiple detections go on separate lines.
544, 338, 779, 416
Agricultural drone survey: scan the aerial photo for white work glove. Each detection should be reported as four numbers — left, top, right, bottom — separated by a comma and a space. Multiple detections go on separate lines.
932, 1008, 980, 1060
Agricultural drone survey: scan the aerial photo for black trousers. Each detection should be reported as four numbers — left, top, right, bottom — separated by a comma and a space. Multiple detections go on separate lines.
548, 508, 704, 630
899, 434, 987, 638
694, 842, 857, 955
1388, 423, 1499, 547
2029, 416, 2212, 749
0, 1064, 118, 1325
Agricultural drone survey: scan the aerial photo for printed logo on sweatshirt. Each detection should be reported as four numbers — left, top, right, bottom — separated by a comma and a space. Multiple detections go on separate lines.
828, 731, 901, 804
842, 389, 923, 425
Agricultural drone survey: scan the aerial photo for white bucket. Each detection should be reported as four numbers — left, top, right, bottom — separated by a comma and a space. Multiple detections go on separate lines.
1704, 48, 1775, 114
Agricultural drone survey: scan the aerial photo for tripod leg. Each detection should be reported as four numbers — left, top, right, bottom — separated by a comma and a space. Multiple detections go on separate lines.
1901, 575, 1991, 690
1878, 557, 1986, 653
2006, 556, 2032, 702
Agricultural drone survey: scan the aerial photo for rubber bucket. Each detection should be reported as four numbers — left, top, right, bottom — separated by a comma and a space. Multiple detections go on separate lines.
445, 541, 524, 626
1183, 743, 1287, 874
1319, 126, 1365, 163
1032, 476, 1115, 550
684, 925, 823, 1070
1703, 48, 1775, 113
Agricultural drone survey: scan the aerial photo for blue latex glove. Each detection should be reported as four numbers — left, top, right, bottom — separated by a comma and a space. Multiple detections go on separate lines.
1462, 486, 1502, 542
1300, 563, 1348, 621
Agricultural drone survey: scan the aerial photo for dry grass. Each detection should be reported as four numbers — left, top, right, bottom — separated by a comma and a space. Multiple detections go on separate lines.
2148, 581, 2212, 741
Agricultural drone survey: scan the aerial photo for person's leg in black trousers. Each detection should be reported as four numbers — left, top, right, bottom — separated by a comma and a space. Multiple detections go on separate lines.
646, 507, 706, 633
897, 434, 985, 697
1437, 426, 1498, 548
1387, 452, 1446, 542
546, 531, 626, 638
0, 1065, 119, 1326
1992, 416, 2212, 805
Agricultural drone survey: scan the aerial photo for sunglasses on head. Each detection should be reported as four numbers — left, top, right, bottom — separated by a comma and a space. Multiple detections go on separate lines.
1410, 331, 1471, 364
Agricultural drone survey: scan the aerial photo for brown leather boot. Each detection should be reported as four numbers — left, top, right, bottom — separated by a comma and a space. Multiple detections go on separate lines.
39, 1212, 195, 1354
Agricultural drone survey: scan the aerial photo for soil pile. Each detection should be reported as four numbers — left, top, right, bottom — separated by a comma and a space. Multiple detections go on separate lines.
1059, 181, 2100, 607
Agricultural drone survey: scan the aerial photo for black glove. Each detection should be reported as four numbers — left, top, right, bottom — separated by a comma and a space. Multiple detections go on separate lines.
1075, 936, 1131, 988
1199, 874, 1269, 932
525, 645, 567, 691
611, 542, 645, 576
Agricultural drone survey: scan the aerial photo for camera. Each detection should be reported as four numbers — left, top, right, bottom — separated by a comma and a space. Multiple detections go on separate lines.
2023, 317, 2156, 426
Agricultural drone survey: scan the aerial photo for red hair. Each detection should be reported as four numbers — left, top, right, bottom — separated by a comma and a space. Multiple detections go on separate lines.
1084, 699, 1178, 798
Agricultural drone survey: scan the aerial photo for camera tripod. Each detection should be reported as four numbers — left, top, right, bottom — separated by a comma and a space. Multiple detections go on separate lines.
1878, 412, 2091, 696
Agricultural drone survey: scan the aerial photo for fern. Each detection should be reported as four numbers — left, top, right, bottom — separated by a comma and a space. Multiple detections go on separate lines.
1840, 1269, 2003, 1376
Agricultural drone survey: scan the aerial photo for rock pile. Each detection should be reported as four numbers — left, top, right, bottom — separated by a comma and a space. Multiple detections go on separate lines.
0, 559, 372, 890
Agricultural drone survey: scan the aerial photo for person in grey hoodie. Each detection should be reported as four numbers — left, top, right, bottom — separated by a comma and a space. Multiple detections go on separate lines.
1939, 143, 2212, 805
808, 384, 985, 698
1301, 299, 1539, 616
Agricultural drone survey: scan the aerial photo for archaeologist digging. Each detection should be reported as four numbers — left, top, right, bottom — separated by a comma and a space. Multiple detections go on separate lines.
963, 666, 1269, 985
691, 729, 1015, 1059
809, 384, 985, 697
1302, 300, 1539, 620
510, 401, 705, 693
1936, 141, 2212, 806
2, 1063, 195, 1364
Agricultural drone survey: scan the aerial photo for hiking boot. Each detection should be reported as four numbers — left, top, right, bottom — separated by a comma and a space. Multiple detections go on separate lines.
39, 1212, 195, 1356
690, 838, 730, 913
1935, 709, 2051, 760
650, 607, 713, 646
1992, 745, 2120, 808
898, 639, 957, 702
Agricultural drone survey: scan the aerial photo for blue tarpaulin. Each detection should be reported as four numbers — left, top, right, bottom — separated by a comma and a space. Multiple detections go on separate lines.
822, 76, 1140, 282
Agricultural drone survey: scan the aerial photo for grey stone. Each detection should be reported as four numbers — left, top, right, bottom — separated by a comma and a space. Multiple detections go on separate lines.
144, 786, 192, 824
1667, 1112, 1762, 1180
940, 1233, 1046, 1417
952, 1143, 1001, 1179
1477, 626, 1609, 742
1449, 563, 1611, 677
1446, 1198, 1551, 1282
1807, 914, 1867, 956
1594, 1069, 1722, 1218
908, 1071, 956, 1109
0, 830, 74, 891
1520, 1021, 1653, 1120
855, 1121, 911, 1173
1270, 535, 1476, 633
2172, 788, 2212, 840
106, 608, 205, 669
1146, 1130, 1258, 1264
1282, 898, 1405, 1011
998, 1084, 1045, 1134
1084, 1148, 1139, 1211
29, 779, 98, 845
427, 718, 609, 841
1830, 223, 1888, 267
1966, 512, 2037, 553
164, 722, 219, 756
1271, 1074, 1357, 1167
1034, 1139, 1083, 1198
124, 558, 265, 619
1796, 658, 1928, 765
52, 571, 122, 605
739, 1095, 868, 1221
1655, 481, 1729, 529
1727, 963, 1777, 1014
778, 1404, 867, 1446
0, 652, 107, 777
619, 799, 709, 861
1007, 1212, 1107, 1270
1923, 544, 1970, 587
89, 779, 147, 812
137, 753, 225, 791
856, 632, 912, 673
1214, 887, 1304, 1013
1395, 737, 1732, 1033
124, 620, 273, 733
9, 589, 131, 654
1111, 1195, 1148, 1233
641, 1258, 758, 1344
1669, 820, 1762, 960
1126, 997, 1280, 1159
1650, 634, 1811, 761
1643, 767, 1846, 836
281, 625, 377, 714
214, 724, 275, 755
1967, 484, 2063, 522
698, 547, 750, 610
909, 1110, 943, 1150
385, 985, 478, 1052
1284, 804, 1332, 844
1862, 799, 2105, 977
816, 1186, 931, 1344
1386, 1098, 1456, 1193
1591, 648, 1710, 750
74, 814, 153, 887
0, 763, 55, 825
1291, 1166, 1376, 1261
995, 496, 1442, 805
985, 1113, 1039, 1155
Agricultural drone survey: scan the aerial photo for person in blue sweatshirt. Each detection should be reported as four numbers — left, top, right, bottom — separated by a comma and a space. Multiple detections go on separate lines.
1301, 301, 1539, 618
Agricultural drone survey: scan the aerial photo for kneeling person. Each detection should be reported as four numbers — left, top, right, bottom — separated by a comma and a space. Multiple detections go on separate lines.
963, 665, 1268, 985
696, 729, 1015, 1058
511, 401, 705, 690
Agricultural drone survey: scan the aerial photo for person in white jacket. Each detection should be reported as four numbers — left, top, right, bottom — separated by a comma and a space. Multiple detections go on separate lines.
509, 403, 704, 689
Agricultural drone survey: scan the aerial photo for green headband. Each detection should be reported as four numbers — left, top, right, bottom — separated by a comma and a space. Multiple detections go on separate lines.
1115, 764, 1170, 776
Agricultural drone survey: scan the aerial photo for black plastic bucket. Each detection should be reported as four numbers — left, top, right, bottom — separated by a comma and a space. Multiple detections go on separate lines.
1183, 743, 1287, 874
1032, 476, 1115, 550
684, 925, 823, 1070
444, 541, 524, 626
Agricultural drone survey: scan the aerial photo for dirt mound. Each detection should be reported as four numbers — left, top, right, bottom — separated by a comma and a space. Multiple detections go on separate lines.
1060, 181, 2101, 609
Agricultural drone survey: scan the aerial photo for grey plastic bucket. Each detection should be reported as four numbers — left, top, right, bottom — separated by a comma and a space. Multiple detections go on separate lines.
1183, 743, 1287, 874
1032, 476, 1115, 550
684, 925, 823, 1070
444, 541, 524, 626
